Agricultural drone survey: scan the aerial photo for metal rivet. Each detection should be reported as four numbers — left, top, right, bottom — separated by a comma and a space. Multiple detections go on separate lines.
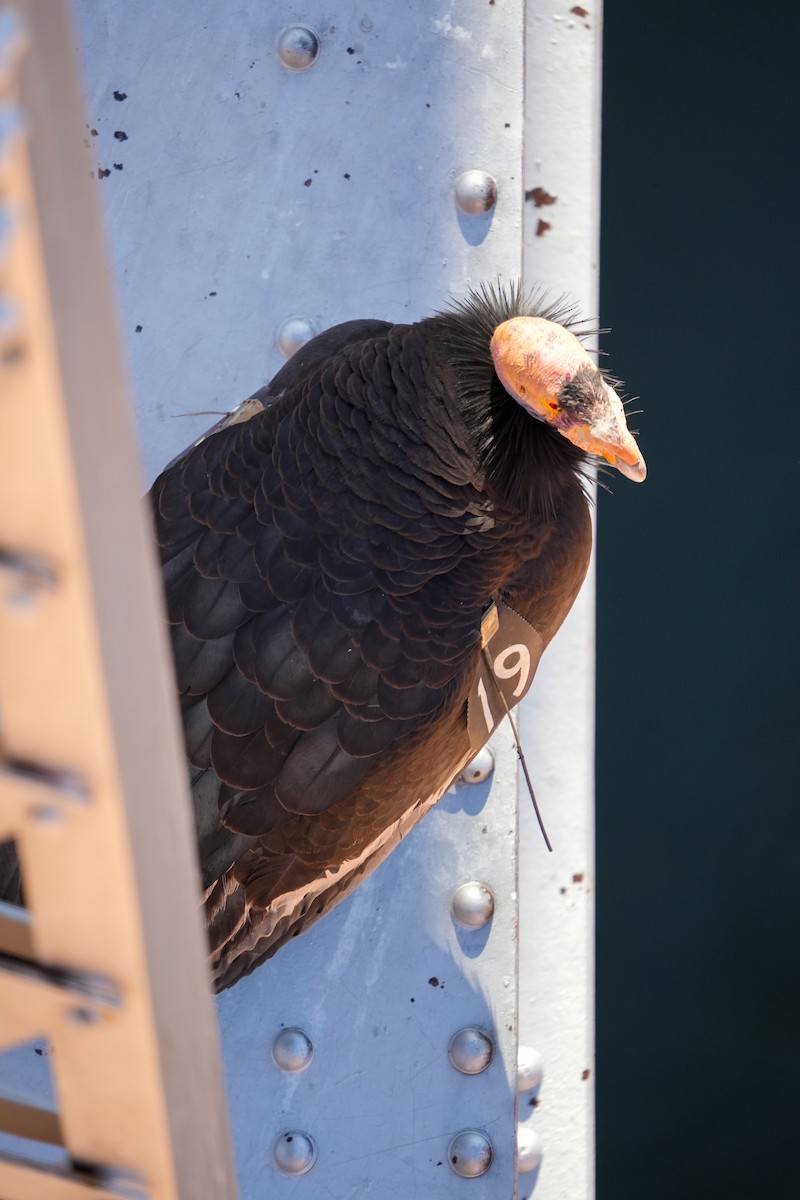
454, 170, 498, 215
459, 746, 495, 785
275, 25, 320, 71
272, 1027, 313, 1073
273, 1131, 316, 1176
447, 1129, 493, 1178
517, 1045, 544, 1092
276, 315, 316, 357
451, 881, 495, 929
448, 1027, 494, 1075
517, 1124, 543, 1174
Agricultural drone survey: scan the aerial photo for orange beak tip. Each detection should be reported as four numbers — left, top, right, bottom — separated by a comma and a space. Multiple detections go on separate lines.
616, 455, 647, 484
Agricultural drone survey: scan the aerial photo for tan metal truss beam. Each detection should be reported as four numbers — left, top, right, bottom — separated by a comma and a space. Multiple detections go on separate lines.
0, 4, 236, 1196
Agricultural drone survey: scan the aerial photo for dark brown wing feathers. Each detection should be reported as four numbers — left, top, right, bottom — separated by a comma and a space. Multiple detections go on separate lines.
148, 305, 592, 989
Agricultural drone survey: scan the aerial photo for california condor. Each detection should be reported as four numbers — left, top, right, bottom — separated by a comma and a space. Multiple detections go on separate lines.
150, 283, 645, 990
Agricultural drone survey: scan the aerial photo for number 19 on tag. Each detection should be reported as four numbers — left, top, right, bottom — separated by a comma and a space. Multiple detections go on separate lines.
475, 643, 532, 733
466, 601, 545, 752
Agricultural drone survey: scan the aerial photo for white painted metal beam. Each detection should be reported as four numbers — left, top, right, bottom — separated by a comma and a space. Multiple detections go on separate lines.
518, 3, 603, 1196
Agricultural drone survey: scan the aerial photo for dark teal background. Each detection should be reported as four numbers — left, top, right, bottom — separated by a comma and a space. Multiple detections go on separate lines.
597, 3, 800, 1196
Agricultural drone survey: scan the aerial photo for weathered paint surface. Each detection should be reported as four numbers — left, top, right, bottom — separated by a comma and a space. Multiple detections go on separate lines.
73, 1, 526, 485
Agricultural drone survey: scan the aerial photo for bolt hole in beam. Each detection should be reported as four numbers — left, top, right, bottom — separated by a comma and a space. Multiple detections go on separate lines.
0, 549, 58, 610
0, 1047, 68, 1173
0, 896, 34, 959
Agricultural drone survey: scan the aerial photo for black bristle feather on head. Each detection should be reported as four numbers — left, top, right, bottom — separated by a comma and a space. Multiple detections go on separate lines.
430, 281, 598, 520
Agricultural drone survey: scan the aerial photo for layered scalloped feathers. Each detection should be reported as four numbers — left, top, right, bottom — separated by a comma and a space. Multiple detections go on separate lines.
149, 289, 594, 989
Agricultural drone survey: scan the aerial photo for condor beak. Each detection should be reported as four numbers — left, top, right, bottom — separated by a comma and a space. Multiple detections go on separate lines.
614, 456, 647, 484
562, 378, 647, 483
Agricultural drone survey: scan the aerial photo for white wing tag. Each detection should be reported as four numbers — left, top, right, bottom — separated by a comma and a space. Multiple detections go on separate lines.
467, 600, 545, 751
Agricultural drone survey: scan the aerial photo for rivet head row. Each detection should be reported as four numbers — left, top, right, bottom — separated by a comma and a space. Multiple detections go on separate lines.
273, 1131, 316, 1176
448, 1027, 494, 1075
454, 170, 498, 215
517, 1044, 544, 1093
275, 25, 320, 71
272, 1027, 313, 1073
276, 315, 316, 358
460, 746, 495, 784
451, 880, 495, 929
517, 1125, 544, 1174
448, 1129, 493, 1178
